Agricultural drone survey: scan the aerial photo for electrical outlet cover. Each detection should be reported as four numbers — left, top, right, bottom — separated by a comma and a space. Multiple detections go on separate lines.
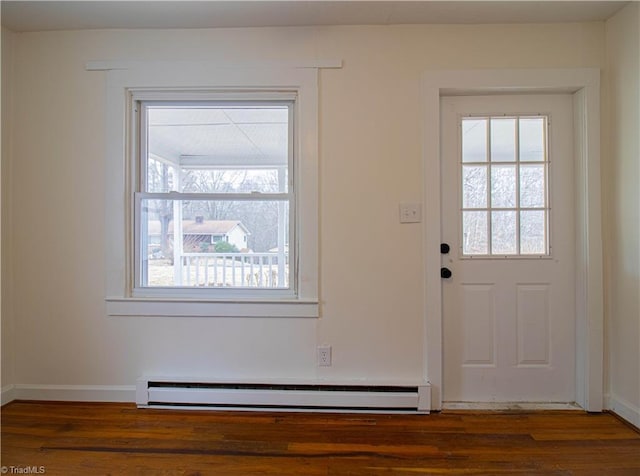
317, 345, 332, 366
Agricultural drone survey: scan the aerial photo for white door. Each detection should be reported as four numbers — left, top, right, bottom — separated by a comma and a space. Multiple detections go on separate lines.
441, 95, 576, 403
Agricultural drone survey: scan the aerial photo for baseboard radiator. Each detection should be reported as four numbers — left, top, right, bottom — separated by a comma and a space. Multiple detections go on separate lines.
136, 378, 431, 413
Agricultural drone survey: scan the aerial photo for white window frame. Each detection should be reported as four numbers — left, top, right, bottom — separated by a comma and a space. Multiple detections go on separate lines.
103, 64, 319, 317
133, 95, 296, 299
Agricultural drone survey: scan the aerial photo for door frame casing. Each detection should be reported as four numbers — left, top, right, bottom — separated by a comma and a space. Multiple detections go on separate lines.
422, 69, 603, 411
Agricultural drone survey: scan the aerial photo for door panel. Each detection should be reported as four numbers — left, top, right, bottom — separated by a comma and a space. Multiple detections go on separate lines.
460, 284, 495, 366
441, 95, 575, 403
516, 284, 549, 366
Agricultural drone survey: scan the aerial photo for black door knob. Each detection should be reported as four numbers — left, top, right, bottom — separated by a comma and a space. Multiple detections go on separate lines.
441, 267, 452, 279
440, 243, 450, 254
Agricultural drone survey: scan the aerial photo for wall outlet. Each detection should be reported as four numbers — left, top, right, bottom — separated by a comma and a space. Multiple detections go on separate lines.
317, 345, 332, 367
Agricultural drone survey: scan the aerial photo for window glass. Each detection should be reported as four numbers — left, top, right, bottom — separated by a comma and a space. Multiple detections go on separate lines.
462, 165, 487, 209
141, 199, 289, 288
519, 118, 546, 162
490, 118, 516, 162
462, 211, 489, 255
146, 106, 289, 193
462, 119, 487, 163
138, 102, 293, 290
461, 116, 549, 256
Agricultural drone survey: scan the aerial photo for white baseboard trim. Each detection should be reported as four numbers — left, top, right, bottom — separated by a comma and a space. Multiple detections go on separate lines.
2, 385, 17, 405
6, 384, 136, 403
443, 402, 583, 411
606, 393, 640, 428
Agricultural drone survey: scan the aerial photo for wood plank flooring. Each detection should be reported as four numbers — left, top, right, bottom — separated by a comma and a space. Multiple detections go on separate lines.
2, 401, 639, 475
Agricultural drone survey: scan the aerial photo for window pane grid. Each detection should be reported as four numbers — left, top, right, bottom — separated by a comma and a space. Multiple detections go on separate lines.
461, 115, 549, 257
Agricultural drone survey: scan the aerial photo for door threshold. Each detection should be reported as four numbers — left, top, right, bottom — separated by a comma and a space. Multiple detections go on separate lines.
443, 402, 582, 411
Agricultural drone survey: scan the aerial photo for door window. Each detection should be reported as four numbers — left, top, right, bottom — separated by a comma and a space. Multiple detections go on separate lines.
461, 116, 549, 257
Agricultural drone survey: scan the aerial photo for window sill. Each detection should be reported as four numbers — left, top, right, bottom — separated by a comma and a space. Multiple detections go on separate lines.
105, 297, 319, 318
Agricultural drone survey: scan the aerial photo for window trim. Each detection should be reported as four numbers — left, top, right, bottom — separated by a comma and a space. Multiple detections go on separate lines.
103, 64, 319, 317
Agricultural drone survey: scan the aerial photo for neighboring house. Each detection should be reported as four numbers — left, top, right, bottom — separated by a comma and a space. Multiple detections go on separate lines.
148, 217, 250, 253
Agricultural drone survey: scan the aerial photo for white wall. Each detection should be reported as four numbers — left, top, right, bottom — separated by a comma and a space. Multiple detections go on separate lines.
1, 27, 16, 402
2, 23, 605, 400
605, 3, 640, 427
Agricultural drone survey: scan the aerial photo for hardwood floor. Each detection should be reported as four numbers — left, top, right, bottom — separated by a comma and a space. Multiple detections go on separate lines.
2, 401, 639, 475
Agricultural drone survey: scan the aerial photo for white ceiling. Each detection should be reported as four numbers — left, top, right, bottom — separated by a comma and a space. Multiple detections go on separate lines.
1, 1, 630, 32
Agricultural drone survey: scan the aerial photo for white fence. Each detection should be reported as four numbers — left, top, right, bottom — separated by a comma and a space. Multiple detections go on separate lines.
177, 252, 288, 288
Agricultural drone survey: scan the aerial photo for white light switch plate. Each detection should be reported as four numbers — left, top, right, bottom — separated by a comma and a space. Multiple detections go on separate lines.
399, 203, 422, 223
